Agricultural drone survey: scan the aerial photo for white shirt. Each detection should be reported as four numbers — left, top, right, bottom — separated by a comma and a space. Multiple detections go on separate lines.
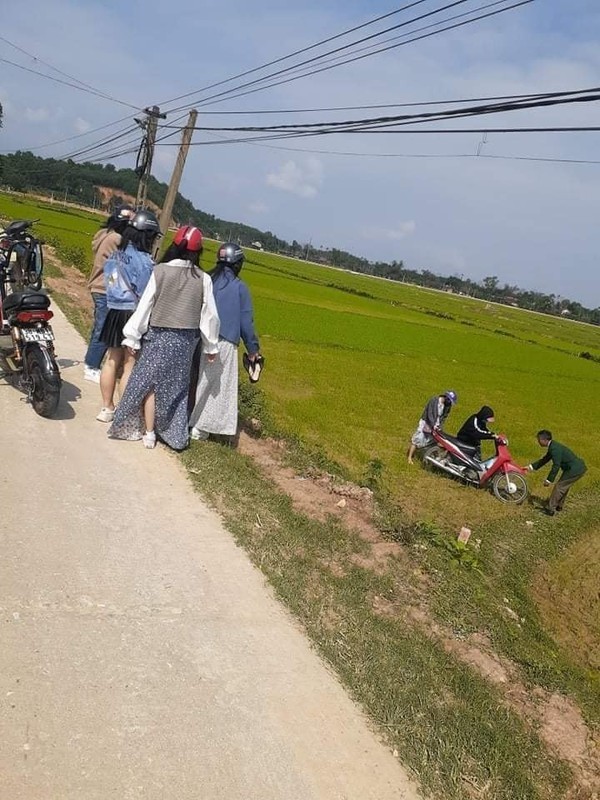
121, 261, 220, 354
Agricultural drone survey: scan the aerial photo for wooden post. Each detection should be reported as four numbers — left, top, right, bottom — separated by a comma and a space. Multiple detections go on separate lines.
136, 106, 165, 208
157, 109, 198, 248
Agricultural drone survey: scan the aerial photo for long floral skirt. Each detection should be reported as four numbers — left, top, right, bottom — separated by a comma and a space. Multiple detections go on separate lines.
108, 326, 199, 450
189, 339, 238, 436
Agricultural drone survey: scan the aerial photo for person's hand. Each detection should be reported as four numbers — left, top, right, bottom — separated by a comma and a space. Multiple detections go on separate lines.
543, 479, 552, 487
127, 346, 137, 357
247, 352, 259, 362
206, 353, 217, 363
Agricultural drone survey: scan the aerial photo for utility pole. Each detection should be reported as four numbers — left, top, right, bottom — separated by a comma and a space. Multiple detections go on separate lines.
157, 109, 198, 243
135, 105, 166, 208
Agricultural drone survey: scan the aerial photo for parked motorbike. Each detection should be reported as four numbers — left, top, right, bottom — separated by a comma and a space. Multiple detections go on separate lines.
422, 429, 528, 504
0, 219, 44, 293
0, 222, 61, 418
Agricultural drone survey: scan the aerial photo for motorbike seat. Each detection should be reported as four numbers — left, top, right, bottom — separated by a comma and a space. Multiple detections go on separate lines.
3, 290, 51, 314
440, 434, 480, 454
3, 220, 31, 237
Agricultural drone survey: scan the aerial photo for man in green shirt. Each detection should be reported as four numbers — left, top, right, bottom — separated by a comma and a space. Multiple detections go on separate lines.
527, 430, 587, 516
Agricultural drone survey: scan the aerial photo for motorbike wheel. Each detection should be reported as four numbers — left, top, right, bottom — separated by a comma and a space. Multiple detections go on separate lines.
422, 444, 445, 470
492, 471, 528, 504
26, 348, 61, 418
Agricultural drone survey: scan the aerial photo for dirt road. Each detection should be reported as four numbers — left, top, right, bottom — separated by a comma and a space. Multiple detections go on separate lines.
0, 305, 420, 800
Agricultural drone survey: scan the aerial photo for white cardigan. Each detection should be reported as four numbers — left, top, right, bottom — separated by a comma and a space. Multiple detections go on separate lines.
121, 260, 220, 354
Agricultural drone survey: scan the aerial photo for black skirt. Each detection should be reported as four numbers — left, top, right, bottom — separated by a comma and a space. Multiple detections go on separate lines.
100, 309, 133, 348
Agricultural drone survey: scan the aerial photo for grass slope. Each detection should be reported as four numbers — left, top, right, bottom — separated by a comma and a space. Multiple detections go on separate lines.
2, 191, 599, 799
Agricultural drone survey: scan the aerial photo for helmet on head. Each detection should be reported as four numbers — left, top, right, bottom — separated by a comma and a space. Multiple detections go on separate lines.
113, 204, 134, 222
130, 209, 160, 234
173, 225, 203, 252
217, 242, 245, 268
444, 390, 458, 405
106, 204, 134, 228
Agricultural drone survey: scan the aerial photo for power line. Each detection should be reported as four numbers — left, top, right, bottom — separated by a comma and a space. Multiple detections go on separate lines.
0, 35, 135, 107
164, 0, 477, 112
73, 114, 191, 165
165, 0, 533, 114
185, 0, 535, 112
168, 91, 557, 116
156, 89, 600, 135
221, 0, 511, 95
157, 0, 434, 111
0, 115, 134, 155
0, 55, 140, 111
58, 125, 140, 161
198, 129, 600, 163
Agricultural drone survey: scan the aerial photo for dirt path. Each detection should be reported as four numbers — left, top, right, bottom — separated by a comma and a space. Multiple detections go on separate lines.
0, 305, 420, 800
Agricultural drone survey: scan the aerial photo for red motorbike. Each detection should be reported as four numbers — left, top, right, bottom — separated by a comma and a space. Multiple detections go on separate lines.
422, 429, 528, 504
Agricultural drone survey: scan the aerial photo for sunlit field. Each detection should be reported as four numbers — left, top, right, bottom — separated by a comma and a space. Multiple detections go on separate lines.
2, 192, 598, 527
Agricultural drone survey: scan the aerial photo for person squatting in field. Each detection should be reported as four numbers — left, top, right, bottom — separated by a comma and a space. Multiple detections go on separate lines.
407, 390, 457, 464
189, 242, 261, 441
97, 210, 159, 424
83, 204, 134, 384
108, 226, 219, 450
527, 429, 587, 515
456, 405, 497, 460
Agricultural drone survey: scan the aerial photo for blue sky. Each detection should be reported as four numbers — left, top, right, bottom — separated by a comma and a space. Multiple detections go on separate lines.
1, 0, 599, 305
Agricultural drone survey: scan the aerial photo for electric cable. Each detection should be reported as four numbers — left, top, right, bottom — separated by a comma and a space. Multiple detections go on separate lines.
0, 56, 140, 110
156, 0, 435, 111
183, 0, 535, 112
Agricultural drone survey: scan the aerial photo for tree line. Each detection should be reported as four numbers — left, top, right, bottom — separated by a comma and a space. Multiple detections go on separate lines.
0, 150, 598, 325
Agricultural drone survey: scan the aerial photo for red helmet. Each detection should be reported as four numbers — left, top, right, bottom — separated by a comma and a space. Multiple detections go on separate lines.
173, 225, 203, 252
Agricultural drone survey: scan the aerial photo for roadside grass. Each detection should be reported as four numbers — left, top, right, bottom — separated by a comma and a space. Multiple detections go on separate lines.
4, 192, 599, 797
182, 439, 571, 800
420, 490, 600, 725
532, 524, 600, 676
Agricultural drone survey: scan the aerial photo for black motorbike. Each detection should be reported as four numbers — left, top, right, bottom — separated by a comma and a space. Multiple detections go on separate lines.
0, 219, 44, 292
0, 222, 61, 418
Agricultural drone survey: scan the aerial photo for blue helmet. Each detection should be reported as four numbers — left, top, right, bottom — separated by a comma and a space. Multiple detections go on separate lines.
444, 390, 458, 405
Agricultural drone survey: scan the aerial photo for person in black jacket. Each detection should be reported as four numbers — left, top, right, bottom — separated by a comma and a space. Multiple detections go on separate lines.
456, 405, 497, 460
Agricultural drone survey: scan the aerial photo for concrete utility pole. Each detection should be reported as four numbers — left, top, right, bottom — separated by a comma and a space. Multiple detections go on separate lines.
135, 105, 166, 208
157, 109, 198, 244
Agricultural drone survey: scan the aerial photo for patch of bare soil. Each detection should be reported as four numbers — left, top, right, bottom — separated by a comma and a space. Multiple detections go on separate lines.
44, 248, 93, 322
237, 431, 406, 573
238, 430, 599, 796
399, 606, 600, 798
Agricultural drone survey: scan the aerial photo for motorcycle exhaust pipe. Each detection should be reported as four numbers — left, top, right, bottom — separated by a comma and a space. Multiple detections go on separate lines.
425, 455, 466, 479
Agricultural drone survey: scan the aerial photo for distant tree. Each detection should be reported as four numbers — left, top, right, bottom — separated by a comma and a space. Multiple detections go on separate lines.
482, 275, 499, 293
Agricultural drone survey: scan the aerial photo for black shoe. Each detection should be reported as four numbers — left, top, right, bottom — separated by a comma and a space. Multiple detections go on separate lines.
542, 508, 556, 517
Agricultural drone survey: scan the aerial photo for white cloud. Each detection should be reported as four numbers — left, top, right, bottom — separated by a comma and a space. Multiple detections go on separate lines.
362, 221, 417, 241
266, 157, 323, 199
25, 107, 50, 123
74, 117, 91, 134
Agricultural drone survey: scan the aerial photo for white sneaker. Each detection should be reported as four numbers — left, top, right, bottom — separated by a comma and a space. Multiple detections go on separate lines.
142, 431, 156, 449
190, 427, 210, 441
96, 407, 115, 423
84, 365, 101, 384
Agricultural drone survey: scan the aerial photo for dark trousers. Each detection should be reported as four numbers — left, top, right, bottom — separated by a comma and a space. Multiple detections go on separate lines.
84, 292, 108, 369
548, 472, 585, 512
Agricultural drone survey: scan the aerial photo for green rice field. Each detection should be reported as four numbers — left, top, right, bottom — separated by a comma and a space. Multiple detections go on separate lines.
3, 191, 599, 799
2, 191, 598, 526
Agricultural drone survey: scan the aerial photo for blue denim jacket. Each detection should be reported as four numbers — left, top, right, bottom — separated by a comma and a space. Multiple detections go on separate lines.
104, 245, 154, 311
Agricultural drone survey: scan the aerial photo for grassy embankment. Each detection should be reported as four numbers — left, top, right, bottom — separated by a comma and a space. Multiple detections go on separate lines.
2, 192, 599, 800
